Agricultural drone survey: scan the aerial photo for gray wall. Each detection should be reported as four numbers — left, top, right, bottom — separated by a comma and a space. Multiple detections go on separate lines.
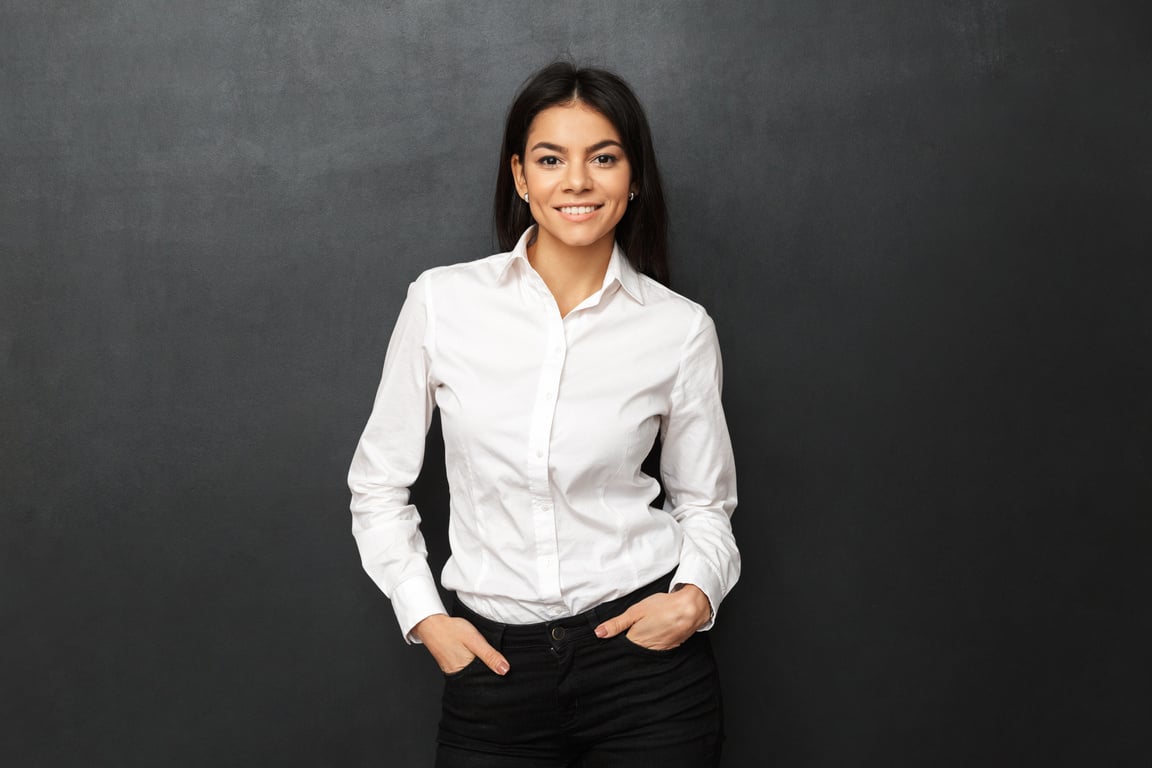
3, 1, 1149, 765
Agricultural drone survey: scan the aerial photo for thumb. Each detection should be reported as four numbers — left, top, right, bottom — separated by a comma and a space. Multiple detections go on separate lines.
466, 635, 510, 676
594, 608, 638, 639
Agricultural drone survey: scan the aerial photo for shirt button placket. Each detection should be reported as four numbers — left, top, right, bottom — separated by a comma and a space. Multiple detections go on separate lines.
528, 307, 565, 603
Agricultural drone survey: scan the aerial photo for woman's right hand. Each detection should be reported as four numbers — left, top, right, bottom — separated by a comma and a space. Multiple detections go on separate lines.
411, 614, 510, 676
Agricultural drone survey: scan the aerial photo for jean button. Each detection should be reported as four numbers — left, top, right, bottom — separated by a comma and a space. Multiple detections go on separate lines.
550, 626, 565, 641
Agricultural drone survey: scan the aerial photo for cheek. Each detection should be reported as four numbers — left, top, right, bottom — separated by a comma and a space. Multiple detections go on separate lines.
612, 171, 633, 197
527, 169, 554, 192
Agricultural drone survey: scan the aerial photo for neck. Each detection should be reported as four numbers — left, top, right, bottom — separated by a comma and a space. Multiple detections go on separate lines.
526, 228, 615, 317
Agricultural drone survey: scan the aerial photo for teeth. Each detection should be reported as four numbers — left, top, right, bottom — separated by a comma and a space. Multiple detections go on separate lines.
560, 205, 598, 215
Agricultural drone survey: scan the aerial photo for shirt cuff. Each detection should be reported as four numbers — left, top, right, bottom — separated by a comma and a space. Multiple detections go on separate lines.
670, 561, 723, 632
391, 575, 448, 644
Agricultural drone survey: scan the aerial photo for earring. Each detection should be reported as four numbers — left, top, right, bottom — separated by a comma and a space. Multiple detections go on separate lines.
523, 193, 529, 202
628, 191, 636, 201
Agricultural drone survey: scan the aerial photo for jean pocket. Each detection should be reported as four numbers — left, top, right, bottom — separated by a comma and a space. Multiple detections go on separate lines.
442, 655, 483, 680
618, 633, 686, 659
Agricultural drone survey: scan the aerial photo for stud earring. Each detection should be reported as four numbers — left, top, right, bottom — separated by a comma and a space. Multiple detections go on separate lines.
523, 193, 529, 202
628, 191, 636, 201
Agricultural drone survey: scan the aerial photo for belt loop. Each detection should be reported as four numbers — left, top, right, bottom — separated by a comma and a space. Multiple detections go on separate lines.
492, 623, 506, 653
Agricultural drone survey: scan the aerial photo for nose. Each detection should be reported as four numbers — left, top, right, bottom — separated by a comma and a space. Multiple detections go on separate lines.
563, 161, 590, 192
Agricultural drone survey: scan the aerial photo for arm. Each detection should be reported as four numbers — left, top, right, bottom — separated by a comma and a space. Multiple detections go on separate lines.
660, 311, 740, 629
595, 311, 740, 645
348, 275, 509, 675
347, 276, 446, 642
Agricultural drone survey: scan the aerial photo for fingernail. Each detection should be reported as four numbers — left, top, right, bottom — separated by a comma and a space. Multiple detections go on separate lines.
496, 661, 509, 675
595, 627, 607, 638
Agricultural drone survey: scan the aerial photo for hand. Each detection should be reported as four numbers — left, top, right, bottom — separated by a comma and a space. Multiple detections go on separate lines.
593, 585, 712, 651
411, 614, 510, 676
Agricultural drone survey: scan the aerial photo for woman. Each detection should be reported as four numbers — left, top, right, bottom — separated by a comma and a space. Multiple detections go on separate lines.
349, 61, 739, 767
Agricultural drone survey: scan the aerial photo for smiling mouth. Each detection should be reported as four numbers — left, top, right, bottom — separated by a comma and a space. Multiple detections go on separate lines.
557, 204, 603, 215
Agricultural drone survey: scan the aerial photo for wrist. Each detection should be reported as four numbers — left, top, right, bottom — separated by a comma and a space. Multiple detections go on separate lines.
410, 612, 449, 643
671, 583, 713, 629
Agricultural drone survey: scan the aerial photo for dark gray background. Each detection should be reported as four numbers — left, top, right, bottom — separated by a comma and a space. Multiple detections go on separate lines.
3, 1, 1149, 766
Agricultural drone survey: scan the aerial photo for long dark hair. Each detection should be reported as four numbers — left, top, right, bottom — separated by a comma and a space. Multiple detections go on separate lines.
494, 61, 670, 285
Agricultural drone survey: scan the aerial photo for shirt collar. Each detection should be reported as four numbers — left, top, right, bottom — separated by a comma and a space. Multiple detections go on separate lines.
496, 228, 533, 281
498, 226, 646, 305
604, 242, 645, 305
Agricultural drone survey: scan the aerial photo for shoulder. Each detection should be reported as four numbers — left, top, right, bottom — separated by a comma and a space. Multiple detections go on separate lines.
408, 252, 515, 296
634, 274, 715, 337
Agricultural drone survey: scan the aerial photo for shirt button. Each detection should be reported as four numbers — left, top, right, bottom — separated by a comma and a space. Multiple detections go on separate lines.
536, 449, 543, 458
544, 392, 553, 401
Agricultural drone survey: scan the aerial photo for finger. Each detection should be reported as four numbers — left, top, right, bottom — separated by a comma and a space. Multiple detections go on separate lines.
594, 607, 639, 639
465, 635, 510, 676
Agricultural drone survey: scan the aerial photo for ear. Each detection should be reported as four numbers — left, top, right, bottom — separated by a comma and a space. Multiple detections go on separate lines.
510, 154, 526, 198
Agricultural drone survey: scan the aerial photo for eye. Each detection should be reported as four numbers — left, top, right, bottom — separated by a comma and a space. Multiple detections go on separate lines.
536, 155, 562, 167
591, 154, 618, 166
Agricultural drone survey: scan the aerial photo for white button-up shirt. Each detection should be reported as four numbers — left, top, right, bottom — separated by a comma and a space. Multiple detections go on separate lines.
349, 228, 739, 640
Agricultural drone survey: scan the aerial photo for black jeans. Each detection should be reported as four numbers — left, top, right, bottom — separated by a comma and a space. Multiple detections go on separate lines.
435, 574, 723, 767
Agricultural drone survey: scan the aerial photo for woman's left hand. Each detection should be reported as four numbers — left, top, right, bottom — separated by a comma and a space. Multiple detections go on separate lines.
593, 584, 712, 651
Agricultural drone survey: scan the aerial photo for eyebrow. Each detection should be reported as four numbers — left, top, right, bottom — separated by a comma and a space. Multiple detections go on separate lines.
529, 140, 624, 154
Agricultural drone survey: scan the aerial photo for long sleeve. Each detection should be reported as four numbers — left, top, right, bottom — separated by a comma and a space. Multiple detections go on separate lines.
661, 311, 740, 630
348, 275, 445, 642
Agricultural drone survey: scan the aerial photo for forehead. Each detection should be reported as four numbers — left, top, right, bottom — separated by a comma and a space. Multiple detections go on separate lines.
526, 102, 622, 145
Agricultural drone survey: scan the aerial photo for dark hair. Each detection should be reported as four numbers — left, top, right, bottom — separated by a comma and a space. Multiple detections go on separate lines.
494, 61, 670, 285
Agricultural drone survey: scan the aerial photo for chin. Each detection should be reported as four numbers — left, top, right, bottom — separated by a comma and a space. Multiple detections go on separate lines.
563, 234, 610, 249
547, 225, 617, 251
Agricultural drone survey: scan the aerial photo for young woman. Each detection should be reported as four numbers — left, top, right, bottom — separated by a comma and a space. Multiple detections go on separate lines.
349, 61, 739, 767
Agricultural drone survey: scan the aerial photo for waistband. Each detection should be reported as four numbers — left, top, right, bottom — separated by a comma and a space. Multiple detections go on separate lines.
453, 569, 676, 641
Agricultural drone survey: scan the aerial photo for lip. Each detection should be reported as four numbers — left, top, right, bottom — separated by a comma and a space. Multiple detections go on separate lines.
554, 203, 604, 222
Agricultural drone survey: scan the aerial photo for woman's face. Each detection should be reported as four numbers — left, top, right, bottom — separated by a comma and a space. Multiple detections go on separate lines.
512, 102, 635, 256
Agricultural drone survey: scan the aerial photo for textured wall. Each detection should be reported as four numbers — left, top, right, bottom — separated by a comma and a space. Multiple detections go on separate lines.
3, 2, 1150, 765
